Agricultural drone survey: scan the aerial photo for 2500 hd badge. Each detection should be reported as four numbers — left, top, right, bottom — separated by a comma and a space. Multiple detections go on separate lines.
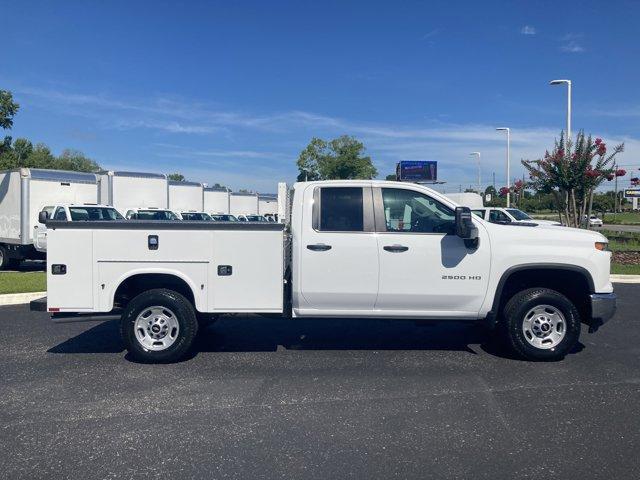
442, 275, 482, 280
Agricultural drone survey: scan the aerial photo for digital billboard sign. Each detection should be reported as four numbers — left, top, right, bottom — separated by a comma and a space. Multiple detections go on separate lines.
396, 161, 437, 182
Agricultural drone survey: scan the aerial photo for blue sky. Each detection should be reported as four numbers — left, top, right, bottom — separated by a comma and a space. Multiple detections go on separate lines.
3, 0, 640, 193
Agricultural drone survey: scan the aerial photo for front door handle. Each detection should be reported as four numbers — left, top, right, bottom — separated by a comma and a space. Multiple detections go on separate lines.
383, 244, 409, 252
307, 243, 332, 251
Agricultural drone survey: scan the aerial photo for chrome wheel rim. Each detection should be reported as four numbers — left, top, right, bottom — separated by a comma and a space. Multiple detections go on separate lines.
134, 306, 180, 351
522, 304, 566, 350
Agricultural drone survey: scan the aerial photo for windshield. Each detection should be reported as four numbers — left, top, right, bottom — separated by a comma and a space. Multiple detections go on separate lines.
211, 215, 238, 221
135, 210, 179, 220
181, 212, 212, 221
506, 209, 532, 221
69, 207, 124, 221
246, 215, 267, 222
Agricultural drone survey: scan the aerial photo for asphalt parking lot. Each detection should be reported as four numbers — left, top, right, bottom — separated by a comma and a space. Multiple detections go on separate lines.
1, 285, 639, 480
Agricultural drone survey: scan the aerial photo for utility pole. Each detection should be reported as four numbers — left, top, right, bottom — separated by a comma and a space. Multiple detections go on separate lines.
496, 128, 511, 207
614, 160, 618, 213
492, 172, 496, 190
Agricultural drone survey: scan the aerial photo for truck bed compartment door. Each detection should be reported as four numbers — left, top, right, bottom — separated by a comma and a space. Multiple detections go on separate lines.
47, 229, 94, 310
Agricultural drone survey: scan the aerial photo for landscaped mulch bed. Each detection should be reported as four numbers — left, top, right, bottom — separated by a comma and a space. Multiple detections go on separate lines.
612, 251, 640, 265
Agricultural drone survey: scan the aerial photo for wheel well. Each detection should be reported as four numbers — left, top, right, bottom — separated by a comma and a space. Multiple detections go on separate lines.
495, 267, 592, 320
114, 274, 195, 309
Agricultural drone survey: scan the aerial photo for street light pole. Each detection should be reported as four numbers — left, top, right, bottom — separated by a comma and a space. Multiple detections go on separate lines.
496, 128, 511, 207
549, 79, 572, 145
470, 152, 481, 192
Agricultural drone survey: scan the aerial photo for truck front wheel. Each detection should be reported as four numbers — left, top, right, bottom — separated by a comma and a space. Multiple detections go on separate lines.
120, 289, 198, 363
502, 288, 581, 361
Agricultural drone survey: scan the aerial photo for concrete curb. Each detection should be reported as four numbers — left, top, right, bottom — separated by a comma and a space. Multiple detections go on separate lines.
611, 274, 640, 284
0, 292, 46, 306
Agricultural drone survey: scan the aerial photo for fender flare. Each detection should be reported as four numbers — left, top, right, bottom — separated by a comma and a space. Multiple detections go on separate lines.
108, 267, 204, 311
486, 263, 595, 325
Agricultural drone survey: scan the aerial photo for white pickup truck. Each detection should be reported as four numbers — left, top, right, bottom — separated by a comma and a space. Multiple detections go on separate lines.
32, 180, 616, 363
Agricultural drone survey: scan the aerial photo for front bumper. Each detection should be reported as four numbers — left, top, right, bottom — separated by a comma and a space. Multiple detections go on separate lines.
588, 292, 617, 332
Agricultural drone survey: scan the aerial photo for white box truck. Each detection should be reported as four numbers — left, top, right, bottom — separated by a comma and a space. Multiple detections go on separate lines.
97, 171, 168, 213
203, 186, 230, 214
168, 180, 204, 213
258, 194, 278, 220
229, 192, 258, 216
35, 180, 616, 363
0, 168, 98, 269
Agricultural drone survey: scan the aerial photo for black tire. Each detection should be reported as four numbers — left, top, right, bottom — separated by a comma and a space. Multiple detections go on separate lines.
7, 259, 21, 270
502, 288, 581, 361
0, 246, 10, 270
120, 288, 198, 363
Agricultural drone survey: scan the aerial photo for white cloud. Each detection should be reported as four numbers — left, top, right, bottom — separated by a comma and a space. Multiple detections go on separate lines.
520, 25, 536, 35
13, 85, 640, 190
560, 33, 585, 53
422, 29, 440, 39
561, 41, 585, 53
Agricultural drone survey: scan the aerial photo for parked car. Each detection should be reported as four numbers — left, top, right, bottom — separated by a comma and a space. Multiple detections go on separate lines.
180, 211, 213, 221
472, 207, 562, 226
210, 214, 238, 222
124, 207, 180, 220
36, 180, 615, 364
584, 215, 604, 227
236, 214, 267, 222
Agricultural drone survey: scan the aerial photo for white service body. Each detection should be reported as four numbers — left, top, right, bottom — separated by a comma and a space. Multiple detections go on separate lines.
46, 223, 284, 313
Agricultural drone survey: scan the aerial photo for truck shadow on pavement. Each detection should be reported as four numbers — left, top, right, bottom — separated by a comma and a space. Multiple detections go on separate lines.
47, 315, 585, 361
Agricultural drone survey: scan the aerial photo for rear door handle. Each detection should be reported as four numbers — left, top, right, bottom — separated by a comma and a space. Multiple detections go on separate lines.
383, 244, 409, 252
307, 243, 332, 251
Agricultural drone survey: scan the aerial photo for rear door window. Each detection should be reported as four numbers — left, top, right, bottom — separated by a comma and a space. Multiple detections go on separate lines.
318, 187, 364, 232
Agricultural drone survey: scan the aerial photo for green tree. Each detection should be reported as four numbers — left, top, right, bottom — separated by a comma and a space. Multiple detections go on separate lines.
56, 149, 101, 172
296, 135, 377, 181
522, 131, 624, 228
0, 90, 19, 130
26, 143, 56, 169
13, 138, 33, 161
385, 174, 397, 181
167, 173, 185, 181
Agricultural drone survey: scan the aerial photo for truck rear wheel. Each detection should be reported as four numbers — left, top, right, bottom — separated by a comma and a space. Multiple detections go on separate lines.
502, 288, 581, 361
0, 246, 11, 270
120, 288, 198, 363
